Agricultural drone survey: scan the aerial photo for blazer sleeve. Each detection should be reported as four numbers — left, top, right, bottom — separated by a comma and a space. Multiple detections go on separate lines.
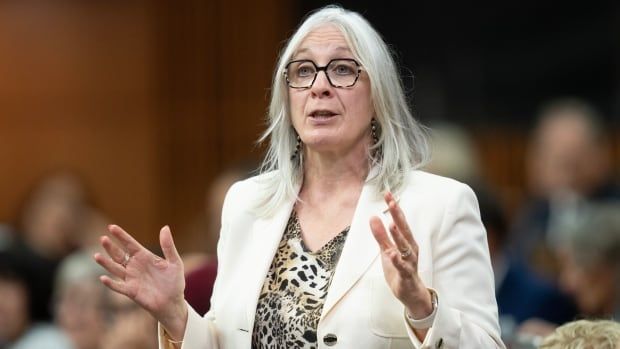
406, 183, 505, 349
157, 181, 241, 349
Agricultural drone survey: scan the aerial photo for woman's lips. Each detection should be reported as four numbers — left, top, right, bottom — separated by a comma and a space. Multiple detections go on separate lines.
309, 110, 337, 118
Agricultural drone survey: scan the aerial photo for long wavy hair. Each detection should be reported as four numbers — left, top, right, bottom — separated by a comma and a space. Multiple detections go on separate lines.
256, 5, 429, 216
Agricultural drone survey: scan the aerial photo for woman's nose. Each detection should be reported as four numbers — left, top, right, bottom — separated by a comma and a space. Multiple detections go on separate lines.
310, 70, 333, 97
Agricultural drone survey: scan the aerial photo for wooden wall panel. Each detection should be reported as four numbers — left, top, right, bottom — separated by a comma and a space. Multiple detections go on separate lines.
0, 0, 294, 251
0, 2, 158, 241
153, 0, 294, 251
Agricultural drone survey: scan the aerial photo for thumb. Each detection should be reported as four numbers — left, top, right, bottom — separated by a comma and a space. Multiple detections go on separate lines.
159, 225, 182, 264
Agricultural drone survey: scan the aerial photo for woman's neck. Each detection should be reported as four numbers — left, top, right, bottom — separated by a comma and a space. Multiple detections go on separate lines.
301, 147, 369, 196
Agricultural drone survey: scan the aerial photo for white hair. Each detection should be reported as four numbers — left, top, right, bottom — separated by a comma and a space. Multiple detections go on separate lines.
256, 5, 429, 216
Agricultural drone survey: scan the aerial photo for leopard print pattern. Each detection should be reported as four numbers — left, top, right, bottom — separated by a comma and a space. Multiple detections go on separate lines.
251, 210, 349, 349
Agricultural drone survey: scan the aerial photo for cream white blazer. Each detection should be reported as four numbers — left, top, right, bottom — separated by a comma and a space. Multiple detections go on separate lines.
159, 170, 505, 349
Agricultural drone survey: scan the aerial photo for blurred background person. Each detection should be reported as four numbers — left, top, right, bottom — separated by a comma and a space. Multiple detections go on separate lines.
556, 202, 620, 319
538, 319, 620, 349
426, 122, 576, 345
54, 227, 161, 349
100, 288, 158, 349
473, 185, 577, 346
54, 252, 108, 349
0, 250, 73, 349
8, 171, 92, 322
510, 98, 620, 279
425, 122, 578, 345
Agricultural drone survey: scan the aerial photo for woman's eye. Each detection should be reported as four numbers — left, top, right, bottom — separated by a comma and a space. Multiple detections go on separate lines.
334, 64, 354, 75
297, 66, 314, 77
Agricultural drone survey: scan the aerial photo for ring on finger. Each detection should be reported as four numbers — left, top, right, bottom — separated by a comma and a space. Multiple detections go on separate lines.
121, 252, 131, 267
399, 248, 412, 258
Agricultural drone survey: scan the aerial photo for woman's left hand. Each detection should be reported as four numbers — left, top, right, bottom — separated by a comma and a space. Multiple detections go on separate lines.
369, 192, 433, 320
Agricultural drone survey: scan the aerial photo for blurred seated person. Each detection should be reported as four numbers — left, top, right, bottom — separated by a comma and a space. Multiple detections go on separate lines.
425, 121, 577, 338
473, 185, 577, 344
557, 202, 620, 319
0, 250, 72, 349
510, 98, 620, 278
55, 247, 159, 349
101, 288, 158, 349
539, 319, 620, 349
11, 170, 91, 321
54, 251, 108, 349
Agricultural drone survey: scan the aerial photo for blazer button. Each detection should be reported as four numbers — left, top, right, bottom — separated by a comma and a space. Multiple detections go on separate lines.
323, 333, 337, 346
435, 338, 444, 348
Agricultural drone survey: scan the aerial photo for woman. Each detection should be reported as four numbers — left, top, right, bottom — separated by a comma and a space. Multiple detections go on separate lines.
94, 6, 504, 349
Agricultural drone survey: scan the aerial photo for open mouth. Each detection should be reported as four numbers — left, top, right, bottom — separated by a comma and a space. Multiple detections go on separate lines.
309, 110, 338, 119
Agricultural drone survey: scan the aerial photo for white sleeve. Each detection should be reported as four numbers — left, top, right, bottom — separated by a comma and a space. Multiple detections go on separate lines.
406, 183, 505, 349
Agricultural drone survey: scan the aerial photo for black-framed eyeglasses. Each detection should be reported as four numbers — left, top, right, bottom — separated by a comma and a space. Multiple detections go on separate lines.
284, 58, 362, 89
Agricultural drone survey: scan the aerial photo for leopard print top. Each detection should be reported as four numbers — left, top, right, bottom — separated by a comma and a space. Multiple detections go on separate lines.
251, 210, 349, 349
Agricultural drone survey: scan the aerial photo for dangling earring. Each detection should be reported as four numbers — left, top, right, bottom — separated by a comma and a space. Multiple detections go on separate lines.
291, 134, 301, 161
371, 118, 379, 144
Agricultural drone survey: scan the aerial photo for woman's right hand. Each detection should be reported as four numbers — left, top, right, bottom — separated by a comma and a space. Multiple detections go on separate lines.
94, 225, 188, 340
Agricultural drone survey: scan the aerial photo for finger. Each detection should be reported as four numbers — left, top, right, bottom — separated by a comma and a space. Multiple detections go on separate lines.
94, 252, 127, 279
389, 222, 412, 255
99, 275, 131, 297
101, 235, 128, 264
385, 193, 419, 251
387, 249, 416, 279
160, 225, 182, 264
108, 224, 143, 255
370, 216, 394, 251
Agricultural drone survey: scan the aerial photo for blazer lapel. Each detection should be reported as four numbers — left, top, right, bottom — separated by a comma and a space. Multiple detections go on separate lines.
320, 177, 385, 321
243, 186, 299, 330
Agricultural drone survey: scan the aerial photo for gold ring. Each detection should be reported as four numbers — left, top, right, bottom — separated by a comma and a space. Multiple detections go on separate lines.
121, 253, 130, 267
400, 248, 412, 258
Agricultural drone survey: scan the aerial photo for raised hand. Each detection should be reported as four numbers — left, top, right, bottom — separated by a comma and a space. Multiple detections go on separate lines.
93, 225, 188, 340
369, 192, 433, 320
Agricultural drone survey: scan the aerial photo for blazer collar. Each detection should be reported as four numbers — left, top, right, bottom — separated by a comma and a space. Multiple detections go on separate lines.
244, 181, 300, 328
320, 175, 384, 321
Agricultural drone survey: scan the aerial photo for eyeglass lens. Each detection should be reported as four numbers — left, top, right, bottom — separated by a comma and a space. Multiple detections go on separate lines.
286, 59, 360, 88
